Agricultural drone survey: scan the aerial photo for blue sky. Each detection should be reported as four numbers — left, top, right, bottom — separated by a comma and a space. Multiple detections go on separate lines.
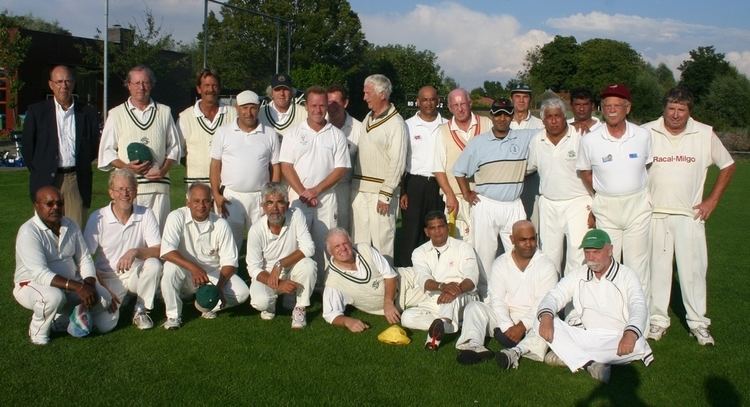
6, 0, 750, 89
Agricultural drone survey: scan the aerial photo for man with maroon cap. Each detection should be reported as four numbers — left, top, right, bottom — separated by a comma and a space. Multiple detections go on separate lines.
575, 84, 652, 296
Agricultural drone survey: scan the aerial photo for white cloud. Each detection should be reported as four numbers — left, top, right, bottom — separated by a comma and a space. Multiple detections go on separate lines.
726, 51, 750, 78
360, 2, 552, 89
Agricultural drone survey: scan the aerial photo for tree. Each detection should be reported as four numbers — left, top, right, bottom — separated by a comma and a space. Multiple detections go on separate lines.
678, 46, 731, 103
570, 39, 643, 93
291, 63, 347, 91
482, 80, 505, 100
698, 68, 750, 130
203, 0, 366, 92
0, 16, 31, 132
654, 63, 676, 91
0, 9, 71, 35
525, 35, 580, 92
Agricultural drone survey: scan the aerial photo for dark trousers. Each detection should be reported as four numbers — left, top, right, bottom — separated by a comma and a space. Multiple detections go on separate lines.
396, 173, 445, 266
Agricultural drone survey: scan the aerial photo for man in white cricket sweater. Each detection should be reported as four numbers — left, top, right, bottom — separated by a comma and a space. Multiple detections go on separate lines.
98, 65, 181, 230
259, 73, 308, 139
351, 74, 408, 264
178, 69, 236, 186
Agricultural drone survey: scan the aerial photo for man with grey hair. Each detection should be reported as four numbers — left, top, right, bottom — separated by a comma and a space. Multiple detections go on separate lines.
527, 98, 591, 276
98, 64, 181, 230
323, 227, 427, 333
84, 168, 162, 331
433, 88, 493, 242
643, 86, 735, 345
351, 74, 408, 264
246, 183, 317, 329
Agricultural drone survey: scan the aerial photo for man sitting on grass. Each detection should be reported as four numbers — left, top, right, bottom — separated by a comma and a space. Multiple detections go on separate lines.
323, 228, 427, 333
536, 229, 654, 383
246, 183, 317, 329
160, 183, 249, 329
454, 221, 557, 367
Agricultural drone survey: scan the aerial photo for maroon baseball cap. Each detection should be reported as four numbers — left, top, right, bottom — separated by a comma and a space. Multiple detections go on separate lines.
600, 83, 631, 101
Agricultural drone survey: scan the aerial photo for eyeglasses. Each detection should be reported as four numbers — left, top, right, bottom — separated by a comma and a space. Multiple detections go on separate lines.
39, 200, 64, 207
129, 81, 152, 88
111, 187, 136, 194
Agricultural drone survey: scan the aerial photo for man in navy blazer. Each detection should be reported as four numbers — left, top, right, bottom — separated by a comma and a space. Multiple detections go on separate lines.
22, 65, 99, 227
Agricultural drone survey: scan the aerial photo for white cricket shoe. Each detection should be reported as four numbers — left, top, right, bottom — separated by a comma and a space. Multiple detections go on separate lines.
647, 325, 667, 341
586, 362, 611, 383
690, 327, 715, 346
132, 311, 154, 330
163, 317, 182, 330
291, 307, 307, 329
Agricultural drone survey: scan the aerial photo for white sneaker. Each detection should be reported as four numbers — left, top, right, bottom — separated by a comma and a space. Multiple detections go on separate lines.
260, 303, 276, 320
690, 327, 715, 346
543, 350, 566, 367
586, 362, 611, 383
201, 311, 217, 320
163, 317, 182, 330
496, 348, 520, 370
648, 325, 667, 341
132, 311, 154, 330
30, 335, 50, 345
291, 307, 306, 329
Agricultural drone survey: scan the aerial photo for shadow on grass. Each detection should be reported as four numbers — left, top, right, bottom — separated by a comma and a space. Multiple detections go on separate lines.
705, 375, 742, 406
574, 364, 647, 407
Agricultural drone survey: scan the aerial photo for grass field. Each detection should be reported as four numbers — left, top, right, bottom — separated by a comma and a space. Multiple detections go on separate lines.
1, 163, 748, 406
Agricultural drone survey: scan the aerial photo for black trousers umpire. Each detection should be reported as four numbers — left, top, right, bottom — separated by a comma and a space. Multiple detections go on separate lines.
396, 173, 445, 266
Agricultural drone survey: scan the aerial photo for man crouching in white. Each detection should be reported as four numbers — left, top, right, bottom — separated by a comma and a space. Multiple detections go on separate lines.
537, 228, 654, 383
401, 210, 480, 351
160, 183, 250, 329
323, 228, 427, 333
247, 183, 317, 329
454, 220, 557, 366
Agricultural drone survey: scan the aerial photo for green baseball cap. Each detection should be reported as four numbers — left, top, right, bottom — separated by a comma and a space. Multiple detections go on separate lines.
127, 142, 153, 163
194, 284, 220, 312
579, 229, 611, 249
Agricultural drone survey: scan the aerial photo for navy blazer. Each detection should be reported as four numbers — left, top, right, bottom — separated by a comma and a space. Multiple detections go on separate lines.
21, 99, 99, 206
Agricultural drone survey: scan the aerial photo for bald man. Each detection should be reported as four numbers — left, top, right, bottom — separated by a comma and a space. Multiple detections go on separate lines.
397, 85, 447, 266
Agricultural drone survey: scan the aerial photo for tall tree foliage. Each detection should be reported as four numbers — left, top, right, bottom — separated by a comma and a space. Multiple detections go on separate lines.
678, 46, 731, 103
0, 9, 70, 35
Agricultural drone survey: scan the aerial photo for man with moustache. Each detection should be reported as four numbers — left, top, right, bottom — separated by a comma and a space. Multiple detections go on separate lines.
453, 99, 537, 298
209, 90, 281, 252
433, 88, 493, 242
259, 73, 308, 138
351, 74, 408, 264
397, 85, 446, 266
22, 65, 99, 227
178, 69, 236, 186
527, 98, 591, 276
160, 184, 250, 329
576, 84, 652, 295
84, 169, 162, 331
567, 88, 601, 136
643, 87, 735, 345
280, 86, 350, 272
327, 84, 362, 233
14, 186, 107, 345
246, 183, 317, 328
98, 65, 181, 229
537, 229, 653, 383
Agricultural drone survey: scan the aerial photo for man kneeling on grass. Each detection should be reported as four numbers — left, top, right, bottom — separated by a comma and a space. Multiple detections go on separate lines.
323, 228, 427, 333
246, 183, 317, 329
401, 210, 480, 351
536, 229, 654, 383
455, 220, 557, 367
160, 183, 249, 329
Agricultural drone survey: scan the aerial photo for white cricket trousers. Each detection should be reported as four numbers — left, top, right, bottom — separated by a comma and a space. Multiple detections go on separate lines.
456, 301, 547, 361
351, 191, 398, 264
249, 257, 317, 312
442, 193, 472, 243
137, 192, 171, 232
290, 190, 337, 278
545, 318, 654, 372
650, 215, 710, 330
222, 188, 263, 252
470, 196, 526, 298
592, 189, 651, 295
334, 181, 352, 233
13, 280, 111, 342
401, 291, 479, 333
538, 195, 592, 275
161, 262, 250, 319
95, 258, 163, 329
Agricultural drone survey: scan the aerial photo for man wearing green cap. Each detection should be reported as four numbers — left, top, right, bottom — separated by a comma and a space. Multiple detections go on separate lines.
159, 183, 250, 329
534, 229, 653, 383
